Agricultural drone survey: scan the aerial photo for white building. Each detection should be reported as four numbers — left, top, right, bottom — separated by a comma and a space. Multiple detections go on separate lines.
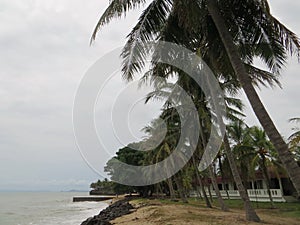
190, 171, 297, 202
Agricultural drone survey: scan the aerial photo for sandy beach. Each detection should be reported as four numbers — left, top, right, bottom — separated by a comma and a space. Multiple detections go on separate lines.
110, 199, 300, 225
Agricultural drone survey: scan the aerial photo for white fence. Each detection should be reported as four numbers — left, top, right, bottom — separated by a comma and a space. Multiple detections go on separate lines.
246, 189, 285, 202
190, 189, 286, 202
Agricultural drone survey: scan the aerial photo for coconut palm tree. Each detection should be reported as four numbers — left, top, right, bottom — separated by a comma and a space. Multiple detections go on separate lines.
206, 0, 300, 199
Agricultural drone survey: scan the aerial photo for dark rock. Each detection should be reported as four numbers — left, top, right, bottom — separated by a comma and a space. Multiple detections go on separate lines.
80, 199, 135, 225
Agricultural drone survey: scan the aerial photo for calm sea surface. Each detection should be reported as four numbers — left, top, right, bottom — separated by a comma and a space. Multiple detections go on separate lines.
0, 192, 108, 225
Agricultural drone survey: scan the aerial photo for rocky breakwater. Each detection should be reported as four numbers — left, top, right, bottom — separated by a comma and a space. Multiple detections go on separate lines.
81, 199, 135, 225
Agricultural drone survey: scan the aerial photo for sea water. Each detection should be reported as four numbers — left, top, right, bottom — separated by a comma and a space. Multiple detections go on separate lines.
0, 192, 108, 225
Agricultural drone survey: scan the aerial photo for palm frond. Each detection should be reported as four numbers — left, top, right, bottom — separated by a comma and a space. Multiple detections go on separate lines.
121, 0, 173, 80
91, 0, 147, 43
271, 17, 300, 58
246, 64, 282, 89
255, 0, 300, 69
225, 97, 244, 111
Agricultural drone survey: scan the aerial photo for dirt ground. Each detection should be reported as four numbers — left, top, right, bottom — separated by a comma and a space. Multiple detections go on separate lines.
110, 200, 299, 225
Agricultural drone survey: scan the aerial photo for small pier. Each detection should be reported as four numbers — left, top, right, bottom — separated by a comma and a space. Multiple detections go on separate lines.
73, 196, 114, 202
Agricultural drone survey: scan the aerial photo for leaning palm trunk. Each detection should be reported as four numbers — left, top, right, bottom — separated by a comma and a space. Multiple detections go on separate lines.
208, 165, 229, 211
218, 155, 230, 199
196, 186, 203, 200
156, 183, 163, 197
203, 45, 260, 221
166, 177, 176, 200
199, 119, 228, 210
224, 134, 261, 222
260, 154, 275, 208
207, 0, 300, 199
199, 175, 212, 208
192, 157, 212, 207
207, 184, 213, 203
174, 174, 188, 203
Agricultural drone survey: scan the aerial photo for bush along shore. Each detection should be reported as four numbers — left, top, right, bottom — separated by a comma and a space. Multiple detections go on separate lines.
81, 198, 134, 225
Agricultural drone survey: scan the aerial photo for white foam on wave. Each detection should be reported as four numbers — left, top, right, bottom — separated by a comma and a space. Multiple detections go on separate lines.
39, 201, 108, 225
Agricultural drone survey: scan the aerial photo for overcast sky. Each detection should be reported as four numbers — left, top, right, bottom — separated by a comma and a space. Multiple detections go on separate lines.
0, 0, 299, 191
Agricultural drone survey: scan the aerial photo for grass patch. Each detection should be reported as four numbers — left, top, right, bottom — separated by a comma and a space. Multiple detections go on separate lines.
130, 197, 300, 220
158, 197, 209, 208
214, 199, 300, 218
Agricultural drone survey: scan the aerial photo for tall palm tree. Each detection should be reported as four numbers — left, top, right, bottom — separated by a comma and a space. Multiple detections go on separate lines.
206, 0, 300, 198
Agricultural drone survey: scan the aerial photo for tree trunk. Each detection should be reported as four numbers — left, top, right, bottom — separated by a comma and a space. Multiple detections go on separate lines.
192, 158, 203, 200
174, 175, 188, 203
218, 155, 230, 199
196, 186, 203, 200
197, 111, 228, 210
201, 15, 260, 220
201, 14, 260, 219
209, 165, 229, 211
167, 177, 176, 200
200, 175, 212, 208
156, 183, 162, 197
260, 153, 275, 208
207, 183, 213, 203
207, 0, 300, 199
241, 163, 249, 189
223, 134, 261, 222
192, 157, 211, 207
